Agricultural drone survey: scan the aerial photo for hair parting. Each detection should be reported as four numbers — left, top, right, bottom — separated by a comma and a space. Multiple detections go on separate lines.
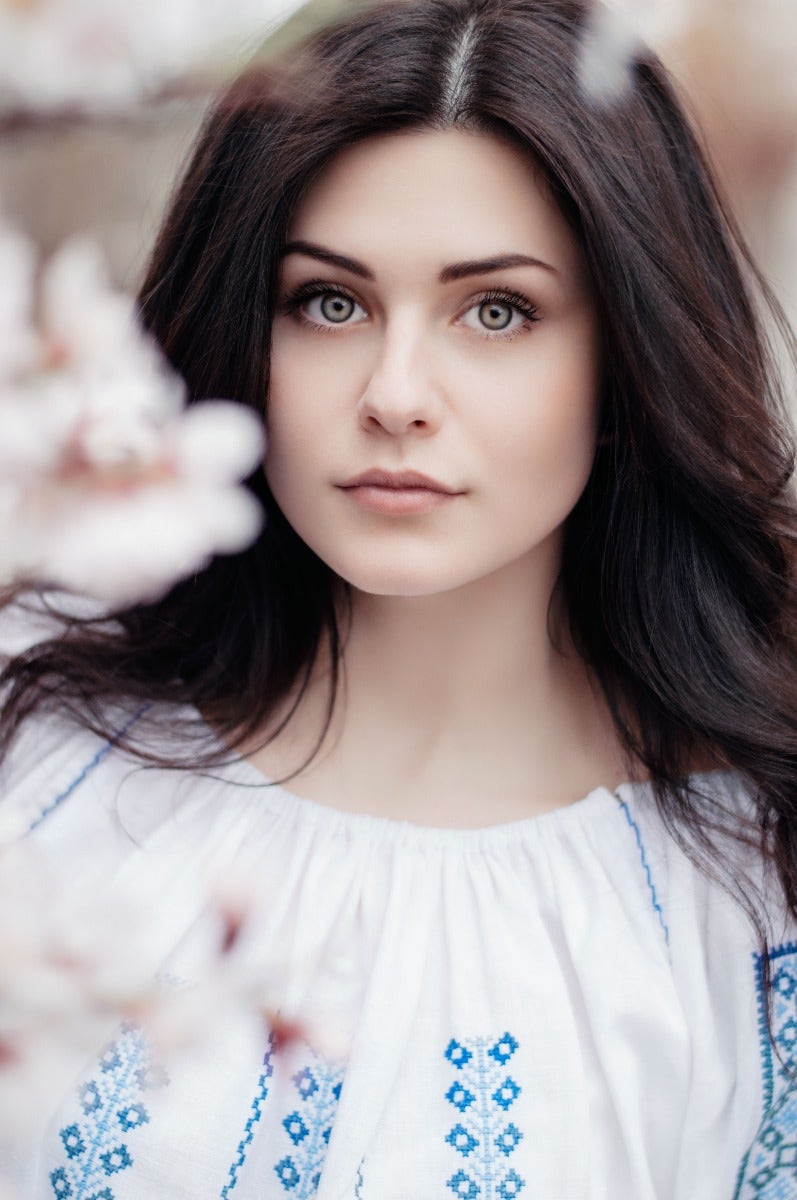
439, 11, 479, 121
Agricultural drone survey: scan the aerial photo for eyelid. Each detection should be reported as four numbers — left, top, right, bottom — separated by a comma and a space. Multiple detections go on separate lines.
459, 286, 539, 318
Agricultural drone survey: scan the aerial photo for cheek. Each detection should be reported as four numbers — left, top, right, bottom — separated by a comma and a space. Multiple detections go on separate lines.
265, 340, 334, 491
266, 323, 367, 454
478, 334, 601, 510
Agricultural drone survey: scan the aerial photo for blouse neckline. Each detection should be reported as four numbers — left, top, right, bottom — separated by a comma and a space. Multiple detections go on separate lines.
214, 749, 632, 851
187, 707, 730, 852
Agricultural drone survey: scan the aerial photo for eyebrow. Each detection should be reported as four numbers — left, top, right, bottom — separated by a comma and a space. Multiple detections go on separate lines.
281, 240, 558, 281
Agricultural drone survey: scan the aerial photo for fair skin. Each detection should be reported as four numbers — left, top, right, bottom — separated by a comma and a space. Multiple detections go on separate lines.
243, 127, 630, 827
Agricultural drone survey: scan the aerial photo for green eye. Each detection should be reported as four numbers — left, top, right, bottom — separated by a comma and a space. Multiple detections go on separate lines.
478, 301, 513, 330
320, 294, 355, 323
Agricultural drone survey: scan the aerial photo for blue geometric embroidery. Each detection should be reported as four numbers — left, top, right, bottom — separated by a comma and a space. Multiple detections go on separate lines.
220, 1036, 344, 1198
28, 705, 149, 833
444, 1032, 525, 1199
49, 1020, 168, 1199
617, 798, 670, 946
273, 1050, 344, 1197
220, 1033, 278, 1197
735, 942, 797, 1198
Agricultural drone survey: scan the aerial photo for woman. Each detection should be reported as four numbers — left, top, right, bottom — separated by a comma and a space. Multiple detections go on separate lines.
3, 0, 797, 1195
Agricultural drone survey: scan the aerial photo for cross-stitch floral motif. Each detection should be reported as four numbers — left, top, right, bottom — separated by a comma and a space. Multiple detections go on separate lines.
48, 1020, 167, 1199
220, 1036, 345, 1199
443, 1032, 526, 1199
272, 1048, 345, 1197
735, 943, 797, 1197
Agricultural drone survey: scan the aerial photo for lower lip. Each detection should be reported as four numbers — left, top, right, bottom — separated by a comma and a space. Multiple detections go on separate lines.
341, 485, 458, 515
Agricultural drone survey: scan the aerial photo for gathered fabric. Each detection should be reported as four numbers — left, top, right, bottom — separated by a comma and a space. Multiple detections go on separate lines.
1, 709, 792, 1200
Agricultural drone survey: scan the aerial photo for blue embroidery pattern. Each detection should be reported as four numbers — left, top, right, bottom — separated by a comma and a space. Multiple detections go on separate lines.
735, 942, 797, 1197
444, 1032, 525, 1199
220, 1034, 278, 1198
273, 1050, 344, 1197
50, 1020, 167, 1199
617, 798, 670, 946
219, 1038, 344, 1198
28, 706, 149, 833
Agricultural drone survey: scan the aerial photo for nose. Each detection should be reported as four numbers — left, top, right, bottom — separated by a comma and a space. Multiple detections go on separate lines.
357, 318, 444, 437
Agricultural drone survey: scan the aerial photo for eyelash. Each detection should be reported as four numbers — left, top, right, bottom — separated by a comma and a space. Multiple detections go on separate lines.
470, 288, 541, 340
280, 279, 541, 340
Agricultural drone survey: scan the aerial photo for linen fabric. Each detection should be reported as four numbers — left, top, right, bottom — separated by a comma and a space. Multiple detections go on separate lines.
1, 707, 794, 1200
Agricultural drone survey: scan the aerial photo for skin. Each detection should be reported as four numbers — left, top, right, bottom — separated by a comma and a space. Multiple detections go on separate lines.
248, 128, 629, 827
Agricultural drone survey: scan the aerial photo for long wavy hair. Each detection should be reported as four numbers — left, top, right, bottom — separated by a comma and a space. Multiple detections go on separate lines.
3, 0, 797, 963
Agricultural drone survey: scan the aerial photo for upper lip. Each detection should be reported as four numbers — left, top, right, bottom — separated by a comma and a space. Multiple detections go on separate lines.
340, 469, 459, 494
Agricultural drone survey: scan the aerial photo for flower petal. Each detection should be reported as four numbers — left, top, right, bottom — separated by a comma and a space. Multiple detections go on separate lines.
171, 401, 266, 483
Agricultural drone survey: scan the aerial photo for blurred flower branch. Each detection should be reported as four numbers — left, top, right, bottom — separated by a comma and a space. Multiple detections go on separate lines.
0, 0, 307, 115
0, 832, 328, 1177
0, 0, 307, 1189
0, 0, 313, 611
0, 223, 265, 605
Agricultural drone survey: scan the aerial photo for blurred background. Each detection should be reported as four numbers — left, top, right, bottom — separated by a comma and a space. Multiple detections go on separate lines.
1, 0, 795, 322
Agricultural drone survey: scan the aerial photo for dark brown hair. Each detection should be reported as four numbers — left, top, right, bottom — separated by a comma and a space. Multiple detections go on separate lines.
3, 0, 797, 961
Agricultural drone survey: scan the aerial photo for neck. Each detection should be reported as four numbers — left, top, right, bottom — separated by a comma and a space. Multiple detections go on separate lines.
339, 549, 569, 733
239, 542, 632, 825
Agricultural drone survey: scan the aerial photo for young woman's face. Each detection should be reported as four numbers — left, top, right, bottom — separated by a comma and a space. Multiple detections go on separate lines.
266, 128, 601, 597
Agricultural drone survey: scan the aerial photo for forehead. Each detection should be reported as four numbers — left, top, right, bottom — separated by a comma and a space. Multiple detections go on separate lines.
285, 128, 587, 283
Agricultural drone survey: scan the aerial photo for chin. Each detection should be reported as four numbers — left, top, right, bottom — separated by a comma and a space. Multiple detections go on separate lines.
329, 554, 484, 599
352, 580, 455, 598
343, 572, 459, 599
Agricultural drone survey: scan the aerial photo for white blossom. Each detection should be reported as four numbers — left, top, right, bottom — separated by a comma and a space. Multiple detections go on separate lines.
0, 224, 265, 607
0, 221, 38, 380
578, 0, 690, 102
0, 0, 308, 113
0, 843, 141, 1148
0, 840, 328, 1164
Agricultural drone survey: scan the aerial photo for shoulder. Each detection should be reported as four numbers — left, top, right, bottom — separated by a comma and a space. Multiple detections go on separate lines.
619, 769, 794, 950
0, 594, 226, 845
0, 705, 138, 845
0, 589, 114, 661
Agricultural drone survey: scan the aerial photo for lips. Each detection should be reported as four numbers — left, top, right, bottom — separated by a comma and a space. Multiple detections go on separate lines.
339, 469, 458, 494
337, 468, 463, 516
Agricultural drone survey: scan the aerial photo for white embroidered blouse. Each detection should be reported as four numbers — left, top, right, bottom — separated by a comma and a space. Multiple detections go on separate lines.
1, 703, 795, 1200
